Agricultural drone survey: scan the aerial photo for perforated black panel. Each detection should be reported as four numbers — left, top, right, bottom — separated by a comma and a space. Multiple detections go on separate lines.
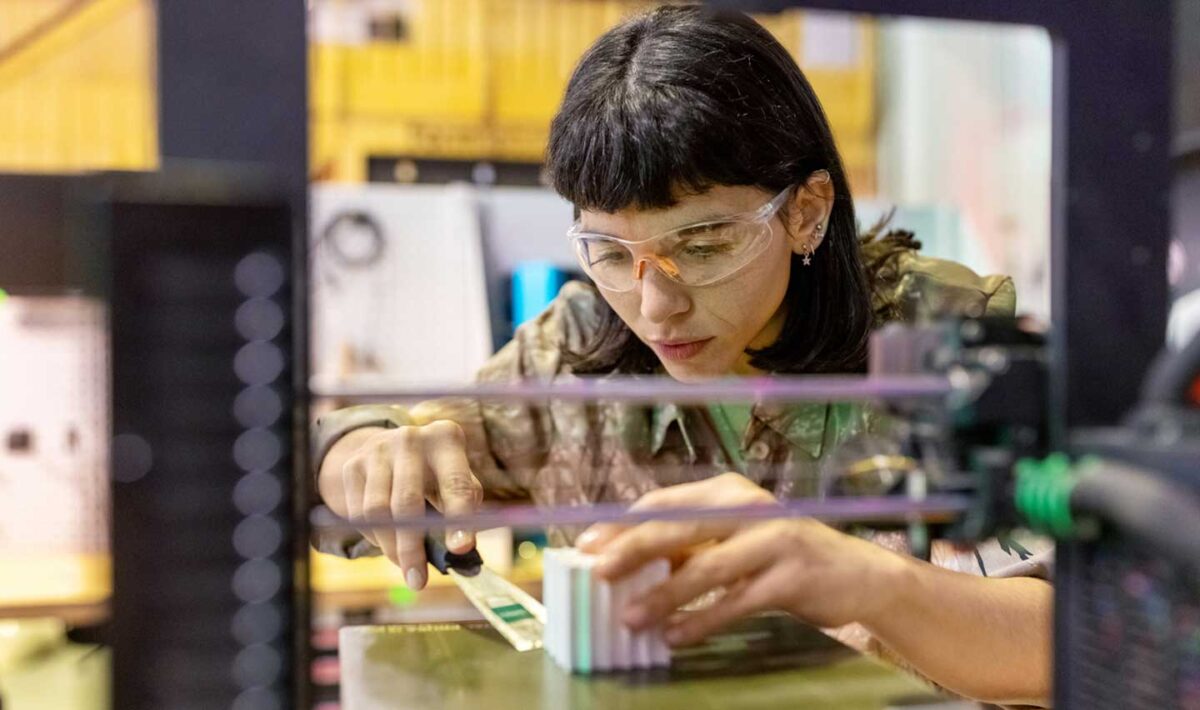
109, 199, 297, 710
1059, 538, 1200, 709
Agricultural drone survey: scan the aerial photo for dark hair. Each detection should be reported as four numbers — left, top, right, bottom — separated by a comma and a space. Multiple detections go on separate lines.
546, 4, 874, 374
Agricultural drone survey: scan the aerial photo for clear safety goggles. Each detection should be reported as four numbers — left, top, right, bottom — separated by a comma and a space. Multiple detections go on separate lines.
568, 185, 794, 292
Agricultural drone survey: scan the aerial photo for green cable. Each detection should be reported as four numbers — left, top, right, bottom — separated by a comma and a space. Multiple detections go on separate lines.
1015, 453, 1079, 538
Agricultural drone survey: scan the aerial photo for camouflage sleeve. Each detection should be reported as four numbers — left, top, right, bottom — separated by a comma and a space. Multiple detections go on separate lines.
473, 280, 604, 492
865, 234, 1017, 323
889, 251, 1017, 320
311, 281, 604, 556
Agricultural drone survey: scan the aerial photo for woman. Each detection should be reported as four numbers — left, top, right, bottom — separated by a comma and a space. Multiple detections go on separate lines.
315, 6, 1050, 707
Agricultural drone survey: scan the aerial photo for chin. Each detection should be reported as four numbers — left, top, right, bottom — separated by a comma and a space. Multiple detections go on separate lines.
660, 357, 733, 382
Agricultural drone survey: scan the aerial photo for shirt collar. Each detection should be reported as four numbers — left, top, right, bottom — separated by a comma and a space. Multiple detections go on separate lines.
650, 401, 829, 461
649, 402, 694, 460
749, 401, 829, 459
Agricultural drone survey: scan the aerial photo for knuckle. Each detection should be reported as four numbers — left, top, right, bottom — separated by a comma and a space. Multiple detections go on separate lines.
392, 425, 422, 448
623, 532, 656, 557
396, 537, 425, 556
365, 428, 392, 446
745, 491, 776, 507
637, 488, 667, 508
440, 475, 481, 500
686, 556, 721, 581
773, 520, 804, 544
361, 493, 390, 516
423, 419, 465, 445
391, 488, 424, 511
341, 458, 365, 481
361, 506, 390, 523
719, 472, 764, 496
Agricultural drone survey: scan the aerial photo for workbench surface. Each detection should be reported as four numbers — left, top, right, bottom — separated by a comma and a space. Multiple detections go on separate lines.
339, 614, 949, 710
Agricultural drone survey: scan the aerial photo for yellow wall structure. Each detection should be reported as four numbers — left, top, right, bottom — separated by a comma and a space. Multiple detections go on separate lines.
311, 0, 877, 193
0, 0, 158, 173
0, 0, 873, 187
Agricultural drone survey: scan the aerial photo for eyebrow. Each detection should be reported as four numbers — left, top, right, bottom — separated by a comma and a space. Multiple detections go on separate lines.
578, 207, 743, 239
674, 221, 727, 237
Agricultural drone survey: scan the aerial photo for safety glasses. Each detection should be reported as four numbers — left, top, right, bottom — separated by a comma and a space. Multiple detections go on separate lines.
568, 185, 794, 292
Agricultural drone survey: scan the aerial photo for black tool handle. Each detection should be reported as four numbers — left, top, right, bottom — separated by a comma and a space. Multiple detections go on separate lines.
422, 503, 483, 576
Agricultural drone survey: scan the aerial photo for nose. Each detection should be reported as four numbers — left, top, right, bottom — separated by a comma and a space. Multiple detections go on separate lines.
637, 262, 691, 324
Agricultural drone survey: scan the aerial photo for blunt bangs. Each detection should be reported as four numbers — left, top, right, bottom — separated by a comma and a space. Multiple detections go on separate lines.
547, 7, 818, 212
546, 5, 876, 376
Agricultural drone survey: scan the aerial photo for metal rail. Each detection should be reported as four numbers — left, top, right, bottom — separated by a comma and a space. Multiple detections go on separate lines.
309, 374, 956, 405
311, 494, 972, 533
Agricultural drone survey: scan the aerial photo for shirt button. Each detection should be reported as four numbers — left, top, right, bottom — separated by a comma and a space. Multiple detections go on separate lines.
747, 441, 771, 461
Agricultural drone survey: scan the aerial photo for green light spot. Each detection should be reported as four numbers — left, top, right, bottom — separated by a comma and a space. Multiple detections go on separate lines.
389, 585, 418, 607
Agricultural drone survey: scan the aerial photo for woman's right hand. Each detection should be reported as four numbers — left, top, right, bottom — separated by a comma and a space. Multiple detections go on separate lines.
317, 420, 483, 590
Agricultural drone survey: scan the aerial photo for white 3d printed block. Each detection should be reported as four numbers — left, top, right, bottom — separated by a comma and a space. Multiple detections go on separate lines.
542, 548, 671, 673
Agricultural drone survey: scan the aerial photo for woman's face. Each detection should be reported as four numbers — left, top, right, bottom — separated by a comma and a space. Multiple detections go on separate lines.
580, 184, 824, 381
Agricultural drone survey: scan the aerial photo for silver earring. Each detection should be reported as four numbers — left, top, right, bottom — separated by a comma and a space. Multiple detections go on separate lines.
803, 224, 824, 266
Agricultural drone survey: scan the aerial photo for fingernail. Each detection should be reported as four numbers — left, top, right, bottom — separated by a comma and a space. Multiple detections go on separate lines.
406, 566, 427, 591
448, 530, 470, 550
575, 530, 599, 549
664, 628, 684, 646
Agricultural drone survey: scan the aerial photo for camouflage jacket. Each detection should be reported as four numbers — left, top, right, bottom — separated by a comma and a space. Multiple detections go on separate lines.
314, 239, 1023, 559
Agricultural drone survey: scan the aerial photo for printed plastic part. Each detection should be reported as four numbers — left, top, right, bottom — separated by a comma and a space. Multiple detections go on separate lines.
542, 548, 670, 673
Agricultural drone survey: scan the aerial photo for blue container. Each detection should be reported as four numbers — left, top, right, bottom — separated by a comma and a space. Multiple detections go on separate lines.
511, 261, 566, 327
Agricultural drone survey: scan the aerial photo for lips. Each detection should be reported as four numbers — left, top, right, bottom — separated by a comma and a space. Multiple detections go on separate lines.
650, 337, 714, 361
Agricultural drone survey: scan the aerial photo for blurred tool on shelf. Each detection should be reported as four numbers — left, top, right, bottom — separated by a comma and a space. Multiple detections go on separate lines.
0, 295, 109, 620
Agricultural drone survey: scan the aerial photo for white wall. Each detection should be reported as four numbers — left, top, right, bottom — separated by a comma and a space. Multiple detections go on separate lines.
311, 183, 494, 384
876, 18, 1053, 320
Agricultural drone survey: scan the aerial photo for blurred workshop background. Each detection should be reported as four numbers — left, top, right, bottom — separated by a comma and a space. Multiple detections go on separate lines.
0, 1, 1197, 708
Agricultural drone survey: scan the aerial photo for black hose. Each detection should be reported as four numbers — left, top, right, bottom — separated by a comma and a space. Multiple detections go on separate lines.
1070, 459, 1200, 583
1140, 329, 1200, 406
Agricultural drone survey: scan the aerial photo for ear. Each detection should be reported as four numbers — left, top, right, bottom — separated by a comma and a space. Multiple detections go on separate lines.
784, 170, 835, 256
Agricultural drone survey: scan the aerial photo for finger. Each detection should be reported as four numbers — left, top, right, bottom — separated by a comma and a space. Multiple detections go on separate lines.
361, 454, 397, 565
593, 518, 733, 580
662, 577, 773, 647
627, 473, 772, 511
593, 507, 757, 581
574, 521, 630, 553
423, 421, 481, 553
341, 457, 377, 547
622, 526, 778, 630
573, 484, 681, 553
390, 427, 428, 589
584, 474, 772, 557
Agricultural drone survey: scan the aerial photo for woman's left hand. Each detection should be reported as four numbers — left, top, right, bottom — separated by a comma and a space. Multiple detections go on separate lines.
574, 472, 911, 647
